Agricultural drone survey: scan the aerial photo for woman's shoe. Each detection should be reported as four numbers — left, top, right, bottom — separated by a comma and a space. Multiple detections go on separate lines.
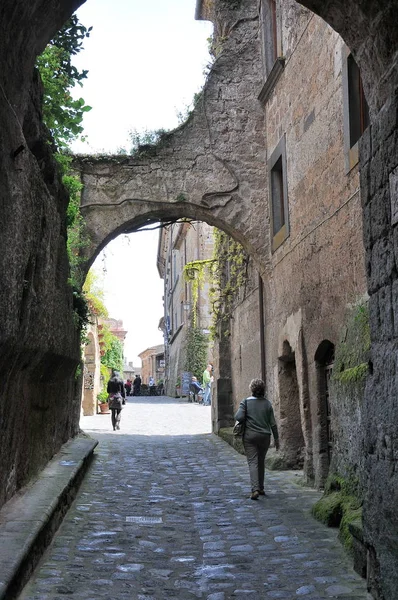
250, 491, 260, 500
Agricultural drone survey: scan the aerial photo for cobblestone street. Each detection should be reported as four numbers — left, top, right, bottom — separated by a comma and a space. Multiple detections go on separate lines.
18, 397, 370, 599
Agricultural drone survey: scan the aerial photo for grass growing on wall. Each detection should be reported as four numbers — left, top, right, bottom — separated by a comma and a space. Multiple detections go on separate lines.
333, 300, 370, 386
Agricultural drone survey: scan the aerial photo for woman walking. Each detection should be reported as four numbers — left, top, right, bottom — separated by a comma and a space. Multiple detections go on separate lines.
107, 370, 126, 431
235, 378, 279, 500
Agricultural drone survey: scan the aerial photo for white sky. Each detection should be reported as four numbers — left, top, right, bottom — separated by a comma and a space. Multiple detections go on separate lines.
71, 0, 212, 366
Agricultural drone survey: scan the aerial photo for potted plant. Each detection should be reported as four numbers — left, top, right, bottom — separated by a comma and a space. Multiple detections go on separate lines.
97, 389, 109, 414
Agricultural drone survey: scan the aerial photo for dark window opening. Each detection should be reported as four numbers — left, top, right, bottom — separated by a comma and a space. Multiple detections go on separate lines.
261, 0, 278, 75
271, 156, 285, 235
347, 54, 369, 148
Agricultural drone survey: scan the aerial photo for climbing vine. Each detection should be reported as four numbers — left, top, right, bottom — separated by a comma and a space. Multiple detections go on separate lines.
183, 259, 215, 326
209, 229, 249, 338
182, 229, 249, 339
184, 324, 209, 380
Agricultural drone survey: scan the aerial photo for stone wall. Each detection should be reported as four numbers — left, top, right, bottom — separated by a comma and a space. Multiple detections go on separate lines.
2, 0, 398, 596
0, 0, 84, 508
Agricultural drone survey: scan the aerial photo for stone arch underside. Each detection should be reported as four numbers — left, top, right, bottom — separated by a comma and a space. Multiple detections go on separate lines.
74, 1, 269, 273
1, 0, 398, 597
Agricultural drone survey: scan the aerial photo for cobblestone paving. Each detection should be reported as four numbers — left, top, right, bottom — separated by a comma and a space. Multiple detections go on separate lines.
19, 397, 370, 599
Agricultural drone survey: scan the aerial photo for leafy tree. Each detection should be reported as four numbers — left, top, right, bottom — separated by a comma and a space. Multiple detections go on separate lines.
36, 15, 92, 148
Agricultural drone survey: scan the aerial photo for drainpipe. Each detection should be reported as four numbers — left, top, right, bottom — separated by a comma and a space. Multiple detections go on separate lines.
258, 273, 266, 383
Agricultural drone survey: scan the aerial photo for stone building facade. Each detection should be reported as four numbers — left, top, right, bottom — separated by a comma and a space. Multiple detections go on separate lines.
2, 0, 398, 596
157, 222, 214, 396
138, 344, 165, 386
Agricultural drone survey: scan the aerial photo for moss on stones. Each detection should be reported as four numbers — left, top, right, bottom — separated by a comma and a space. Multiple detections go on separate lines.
312, 473, 362, 554
333, 300, 370, 386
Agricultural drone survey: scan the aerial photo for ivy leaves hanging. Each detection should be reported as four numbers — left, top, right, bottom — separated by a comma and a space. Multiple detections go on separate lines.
183, 229, 249, 339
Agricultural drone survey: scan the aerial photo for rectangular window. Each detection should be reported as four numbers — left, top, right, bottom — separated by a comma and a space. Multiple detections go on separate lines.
260, 0, 278, 76
268, 135, 289, 252
342, 48, 370, 172
271, 156, 285, 235
347, 54, 369, 148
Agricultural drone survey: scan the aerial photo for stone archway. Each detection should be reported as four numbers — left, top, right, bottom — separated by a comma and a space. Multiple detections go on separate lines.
1, 0, 398, 597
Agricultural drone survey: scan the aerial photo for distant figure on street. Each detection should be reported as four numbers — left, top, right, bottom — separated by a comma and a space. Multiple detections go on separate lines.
125, 379, 132, 397
202, 363, 214, 406
133, 374, 141, 396
149, 376, 155, 387
190, 376, 203, 403
107, 370, 126, 431
235, 378, 279, 500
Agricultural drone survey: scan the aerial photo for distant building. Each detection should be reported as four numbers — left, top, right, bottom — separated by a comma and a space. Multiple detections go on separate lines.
138, 344, 165, 385
123, 360, 141, 381
157, 221, 214, 396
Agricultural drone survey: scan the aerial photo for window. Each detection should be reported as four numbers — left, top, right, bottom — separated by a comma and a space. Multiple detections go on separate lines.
342, 48, 370, 171
268, 135, 289, 252
258, 0, 285, 104
260, 0, 278, 75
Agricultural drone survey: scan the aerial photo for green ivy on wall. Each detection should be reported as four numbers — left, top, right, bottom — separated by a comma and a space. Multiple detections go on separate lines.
182, 229, 249, 339
184, 324, 209, 381
100, 325, 124, 374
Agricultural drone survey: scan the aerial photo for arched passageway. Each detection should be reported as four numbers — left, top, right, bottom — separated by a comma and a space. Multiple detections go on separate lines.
1, 0, 398, 598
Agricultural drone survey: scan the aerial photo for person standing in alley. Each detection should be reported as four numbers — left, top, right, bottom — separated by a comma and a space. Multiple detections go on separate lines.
125, 379, 132, 397
133, 374, 141, 396
202, 363, 213, 406
107, 370, 126, 431
235, 378, 279, 500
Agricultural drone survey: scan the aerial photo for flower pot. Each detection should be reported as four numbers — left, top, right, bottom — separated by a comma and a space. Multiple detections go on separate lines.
99, 402, 109, 414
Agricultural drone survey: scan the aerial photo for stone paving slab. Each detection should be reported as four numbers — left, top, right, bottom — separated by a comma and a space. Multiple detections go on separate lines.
0, 437, 97, 600
17, 397, 371, 600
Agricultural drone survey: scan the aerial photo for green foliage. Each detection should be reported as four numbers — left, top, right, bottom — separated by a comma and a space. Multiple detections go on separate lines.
36, 15, 92, 149
127, 128, 170, 157
183, 259, 215, 326
184, 325, 209, 381
83, 271, 109, 318
312, 473, 362, 553
210, 229, 249, 339
101, 327, 124, 373
97, 389, 109, 403
182, 230, 248, 339
71, 287, 90, 330
333, 300, 370, 386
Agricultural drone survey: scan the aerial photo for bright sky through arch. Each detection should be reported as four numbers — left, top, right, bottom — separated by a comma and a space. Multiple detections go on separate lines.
71, 0, 213, 369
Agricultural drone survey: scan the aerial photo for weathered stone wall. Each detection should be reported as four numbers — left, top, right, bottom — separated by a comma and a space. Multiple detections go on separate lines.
263, 8, 367, 482
0, 0, 84, 509
293, 1, 398, 596
2, 0, 398, 596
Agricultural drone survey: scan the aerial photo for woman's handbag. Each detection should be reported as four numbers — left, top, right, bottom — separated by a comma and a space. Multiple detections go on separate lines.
109, 393, 123, 409
233, 399, 247, 437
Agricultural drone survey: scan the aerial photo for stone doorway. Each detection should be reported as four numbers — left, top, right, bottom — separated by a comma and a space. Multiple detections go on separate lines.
278, 340, 305, 468
315, 340, 335, 484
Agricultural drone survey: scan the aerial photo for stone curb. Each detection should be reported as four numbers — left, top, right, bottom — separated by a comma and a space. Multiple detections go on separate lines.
0, 435, 98, 600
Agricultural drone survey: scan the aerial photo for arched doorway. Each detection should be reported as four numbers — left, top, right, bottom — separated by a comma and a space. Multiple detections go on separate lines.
315, 340, 335, 483
278, 340, 305, 468
82, 329, 101, 416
